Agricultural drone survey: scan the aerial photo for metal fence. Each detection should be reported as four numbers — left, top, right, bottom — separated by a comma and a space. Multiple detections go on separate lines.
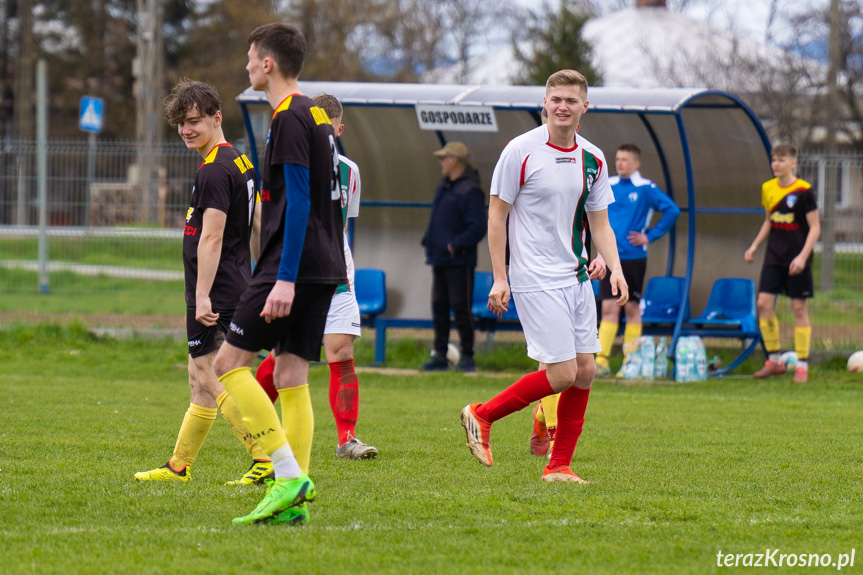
0, 140, 861, 350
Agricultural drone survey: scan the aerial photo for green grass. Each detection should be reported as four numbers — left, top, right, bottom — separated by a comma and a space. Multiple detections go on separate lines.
0, 269, 184, 316
0, 236, 181, 271
2, 323, 863, 574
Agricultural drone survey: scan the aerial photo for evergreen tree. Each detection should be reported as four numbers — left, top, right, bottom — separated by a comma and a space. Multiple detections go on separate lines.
512, 0, 602, 87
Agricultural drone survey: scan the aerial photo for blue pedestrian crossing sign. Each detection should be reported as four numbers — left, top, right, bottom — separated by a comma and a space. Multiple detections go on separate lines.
79, 96, 104, 133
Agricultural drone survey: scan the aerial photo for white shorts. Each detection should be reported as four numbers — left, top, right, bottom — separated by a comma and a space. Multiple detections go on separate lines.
324, 290, 362, 337
513, 282, 600, 364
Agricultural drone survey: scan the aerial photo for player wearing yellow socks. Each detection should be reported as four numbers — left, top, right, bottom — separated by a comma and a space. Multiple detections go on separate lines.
212, 23, 345, 526
134, 79, 271, 485
745, 144, 820, 383
595, 144, 679, 377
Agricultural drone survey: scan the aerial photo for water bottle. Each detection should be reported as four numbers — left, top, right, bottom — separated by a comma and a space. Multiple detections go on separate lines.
622, 339, 643, 379
694, 337, 708, 381
654, 337, 669, 378
675, 337, 692, 383
639, 336, 655, 380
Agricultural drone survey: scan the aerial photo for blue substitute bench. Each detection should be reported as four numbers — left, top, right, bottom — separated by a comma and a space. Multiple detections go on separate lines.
355, 269, 522, 365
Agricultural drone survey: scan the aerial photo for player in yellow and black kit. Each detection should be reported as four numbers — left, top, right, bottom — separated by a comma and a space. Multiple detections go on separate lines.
745, 144, 821, 383
212, 23, 346, 526
134, 79, 272, 485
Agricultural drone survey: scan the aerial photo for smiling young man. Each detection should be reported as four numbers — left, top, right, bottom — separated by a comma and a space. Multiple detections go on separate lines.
461, 69, 628, 483
212, 23, 345, 526
135, 79, 269, 486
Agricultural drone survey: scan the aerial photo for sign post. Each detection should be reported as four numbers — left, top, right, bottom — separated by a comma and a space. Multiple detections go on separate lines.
79, 96, 104, 227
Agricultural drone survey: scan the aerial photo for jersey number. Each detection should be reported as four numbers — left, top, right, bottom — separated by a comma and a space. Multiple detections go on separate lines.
329, 134, 340, 201
246, 178, 255, 226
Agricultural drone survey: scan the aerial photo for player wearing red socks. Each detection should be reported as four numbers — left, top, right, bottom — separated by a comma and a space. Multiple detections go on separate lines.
255, 93, 377, 461
461, 69, 628, 483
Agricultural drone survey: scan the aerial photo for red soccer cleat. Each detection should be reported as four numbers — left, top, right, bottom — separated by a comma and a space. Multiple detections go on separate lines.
753, 360, 785, 379
542, 464, 592, 484
530, 403, 550, 457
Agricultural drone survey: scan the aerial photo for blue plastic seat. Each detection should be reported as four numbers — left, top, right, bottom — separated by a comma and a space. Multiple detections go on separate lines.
688, 278, 757, 332
472, 270, 518, 321
640, 276, 690, 325
354, 268, 387, 321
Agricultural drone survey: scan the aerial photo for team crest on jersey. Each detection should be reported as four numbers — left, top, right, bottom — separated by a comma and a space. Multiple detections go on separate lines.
629, 192, 638, 202
340, 182, 349, 208
786, 195, 797, 208
556, 157, 577, 164
186, 207, 194, 222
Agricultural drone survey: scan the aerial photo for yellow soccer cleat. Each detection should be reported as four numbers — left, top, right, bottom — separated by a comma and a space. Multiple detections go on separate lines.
225, 460, 274, 486
134, 462, 190, 482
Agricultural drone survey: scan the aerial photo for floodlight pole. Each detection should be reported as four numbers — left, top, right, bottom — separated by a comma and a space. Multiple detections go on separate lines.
36, 58, 49, 294
821, 0, 840, 292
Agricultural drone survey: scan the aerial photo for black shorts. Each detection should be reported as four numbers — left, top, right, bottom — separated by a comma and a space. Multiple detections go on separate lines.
759, 264, 814, 299
225, 281, 336, 362
186, 308, 234, 358
599, 258, 647, 302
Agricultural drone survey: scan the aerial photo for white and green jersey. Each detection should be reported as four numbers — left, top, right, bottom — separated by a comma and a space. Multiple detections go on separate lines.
490, 125, 613, 293
335, 154, 361, 294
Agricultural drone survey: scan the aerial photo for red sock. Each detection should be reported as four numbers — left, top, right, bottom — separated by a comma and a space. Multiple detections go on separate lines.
329, 359, 359, 445
254, 353, 278, 403
549, 386, 591, 469
476, 370, 555, 423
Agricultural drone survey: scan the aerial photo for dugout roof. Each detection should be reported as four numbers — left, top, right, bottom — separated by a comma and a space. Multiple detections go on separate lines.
237, 82, 773, 338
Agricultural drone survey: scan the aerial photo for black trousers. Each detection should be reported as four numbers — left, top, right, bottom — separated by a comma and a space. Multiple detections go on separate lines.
431, 264, 475, 358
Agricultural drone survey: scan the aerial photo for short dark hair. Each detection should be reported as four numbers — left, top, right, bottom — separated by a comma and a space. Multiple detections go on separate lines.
248, 23, 306, 80
617, 143, 641, 160
312, 93, 343, 122
163, 78, 221, 126
771, 143, 798, 159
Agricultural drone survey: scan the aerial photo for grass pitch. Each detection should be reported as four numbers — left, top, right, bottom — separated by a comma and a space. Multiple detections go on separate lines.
2, 323, 862, 574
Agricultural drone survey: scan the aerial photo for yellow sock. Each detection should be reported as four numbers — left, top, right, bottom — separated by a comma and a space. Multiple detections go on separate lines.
216, 391, 269, 461
795, 326, 811, 361
623, 323, 642, 347
278, 384, 314, 475
170, 403, 216, 469
219, 367, 287, 455
540, 394, 560, 429
759, 317, 780, 353
597, 321, 618, 367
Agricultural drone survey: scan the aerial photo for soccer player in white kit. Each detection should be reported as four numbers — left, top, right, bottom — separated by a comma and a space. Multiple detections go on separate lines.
461, 69, 628, 483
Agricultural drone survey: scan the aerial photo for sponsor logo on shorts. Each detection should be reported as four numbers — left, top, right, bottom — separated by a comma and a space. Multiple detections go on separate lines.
229, 322, 244, 336
188, 339, 202, 347
352, 322, 361, 328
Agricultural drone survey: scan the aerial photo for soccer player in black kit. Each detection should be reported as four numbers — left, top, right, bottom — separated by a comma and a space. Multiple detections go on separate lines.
134, 79, 271, 486
212, 23, 346, 526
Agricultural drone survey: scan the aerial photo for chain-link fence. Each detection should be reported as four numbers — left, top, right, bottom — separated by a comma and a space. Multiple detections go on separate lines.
0, 141, 861, 349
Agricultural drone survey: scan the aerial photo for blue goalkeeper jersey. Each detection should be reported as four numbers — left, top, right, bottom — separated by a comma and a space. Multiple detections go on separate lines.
607, 170, 680, 261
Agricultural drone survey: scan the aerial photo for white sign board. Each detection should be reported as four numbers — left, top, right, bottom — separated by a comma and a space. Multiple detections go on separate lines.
415, 105, 498, 132
79, 96, 105, 133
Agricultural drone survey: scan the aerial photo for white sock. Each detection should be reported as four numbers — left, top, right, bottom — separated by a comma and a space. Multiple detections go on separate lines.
797, 360, 808, 370
768, 352, 781, 363
270, 443, 302, 479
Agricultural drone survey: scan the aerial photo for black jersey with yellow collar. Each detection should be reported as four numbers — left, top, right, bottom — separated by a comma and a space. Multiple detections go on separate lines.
760, 177, 817, 267
183, 143, 257, 309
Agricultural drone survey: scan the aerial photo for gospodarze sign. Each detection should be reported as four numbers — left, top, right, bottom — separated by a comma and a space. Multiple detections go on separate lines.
415, 105, 498, 132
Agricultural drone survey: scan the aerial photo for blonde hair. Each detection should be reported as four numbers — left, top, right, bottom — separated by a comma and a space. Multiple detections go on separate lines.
546, 69, 588, 96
